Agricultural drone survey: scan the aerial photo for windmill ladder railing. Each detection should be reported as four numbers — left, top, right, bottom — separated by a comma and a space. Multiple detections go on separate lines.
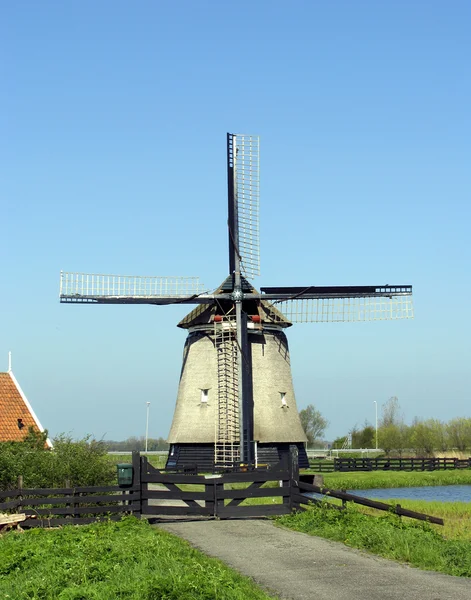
214, 317, 240, 469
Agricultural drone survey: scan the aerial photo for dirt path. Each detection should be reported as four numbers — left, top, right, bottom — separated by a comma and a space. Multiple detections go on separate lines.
157, 519, 471, 600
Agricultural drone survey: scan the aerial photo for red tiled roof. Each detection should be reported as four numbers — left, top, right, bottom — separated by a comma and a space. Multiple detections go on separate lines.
0, 372, 47, 443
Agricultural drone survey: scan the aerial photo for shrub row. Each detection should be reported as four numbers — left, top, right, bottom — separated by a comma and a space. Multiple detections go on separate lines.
0, 430, 115, 489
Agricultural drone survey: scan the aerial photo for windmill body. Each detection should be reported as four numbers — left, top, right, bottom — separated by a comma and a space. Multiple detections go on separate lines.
60, 133, 414, 471
166, 277, 309, 470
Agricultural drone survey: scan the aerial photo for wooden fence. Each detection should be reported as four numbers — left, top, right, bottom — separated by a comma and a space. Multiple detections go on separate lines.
0, 484, 139, 528
309, 456, 471, 472
140, 453, 297, 519
295, 481, 444, 525
0, 450, 445, 527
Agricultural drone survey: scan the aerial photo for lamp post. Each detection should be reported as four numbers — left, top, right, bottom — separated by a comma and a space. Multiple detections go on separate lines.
145, 402, 150, 453
373, 400, 378, 450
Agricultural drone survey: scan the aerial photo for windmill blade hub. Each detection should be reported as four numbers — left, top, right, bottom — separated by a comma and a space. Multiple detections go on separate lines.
231, 286, 244, 302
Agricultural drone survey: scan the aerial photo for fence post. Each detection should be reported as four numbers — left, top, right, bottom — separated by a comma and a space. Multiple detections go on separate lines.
206, 481, 214, 516
17, 475, 23, 514
64, 479, 71, 519
289, 446, 299, 511
132, 451, 142, 517
215, 481, 224, 518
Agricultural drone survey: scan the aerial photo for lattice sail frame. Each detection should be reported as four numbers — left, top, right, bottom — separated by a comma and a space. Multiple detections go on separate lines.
272, 295, 414, 323
234, 134, 260, 280
60, 271, 205, 299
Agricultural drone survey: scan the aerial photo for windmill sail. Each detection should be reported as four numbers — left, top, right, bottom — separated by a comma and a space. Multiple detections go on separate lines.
227, 134, 260, 280
60, 272, 206, 304
60, 132, 414, 473
260, 285, 413, 323
270, 295, 414, 323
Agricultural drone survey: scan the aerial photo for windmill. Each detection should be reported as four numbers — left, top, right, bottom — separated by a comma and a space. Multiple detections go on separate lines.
60, 133, 413, 471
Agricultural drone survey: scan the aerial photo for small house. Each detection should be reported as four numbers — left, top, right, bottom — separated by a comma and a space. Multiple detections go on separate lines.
0, 365, 52, 447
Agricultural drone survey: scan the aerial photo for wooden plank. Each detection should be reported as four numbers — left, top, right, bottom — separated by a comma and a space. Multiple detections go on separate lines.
0, 486, 139, 499
0, 513, 27, 525
4, 493, 136, 507
394, 505, 444, 525
142, 473, 208, 485
132, 451, 141, 488
220, 487, 287, 500
218, 504, 291, 518
143, 459, 161, 475
292, 493, 344, 511
160, 482, 201, 507
215, 482, 224, 515
0, 499, 22, 510
143, 490, 211, 501
142, 505, 212, 516
216, 470, 288, 484
292, 493, 321, 505
22, 503, 141, 516
225, 481, 264, 507
205, 482, 214, 515
299, 482, 444, 525
0, 491, 22, 500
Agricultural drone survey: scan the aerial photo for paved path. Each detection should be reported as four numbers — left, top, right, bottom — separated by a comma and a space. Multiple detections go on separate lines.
158, 519, 471, 600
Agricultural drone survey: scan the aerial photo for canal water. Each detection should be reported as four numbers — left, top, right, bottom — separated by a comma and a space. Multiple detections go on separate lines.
347, 485, 471, 502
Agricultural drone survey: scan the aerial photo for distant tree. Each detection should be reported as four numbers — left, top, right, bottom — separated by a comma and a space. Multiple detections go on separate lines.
331, 436, 348, 450
105, 437, 169, 452
352, 422, 375, 448
380, 396, 402, 428
379, 423, 409, 456
377, 397, 410, 456
430, 419, 449, 452
409, 418, 436, 456
299, 404, 328, 446
447, 418, 471, 452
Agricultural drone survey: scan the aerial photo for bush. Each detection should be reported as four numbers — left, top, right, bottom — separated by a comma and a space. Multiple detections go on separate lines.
0, 430, 115, 490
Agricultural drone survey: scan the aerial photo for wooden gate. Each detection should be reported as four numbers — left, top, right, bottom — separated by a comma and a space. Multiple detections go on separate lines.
139, 451, 299, 519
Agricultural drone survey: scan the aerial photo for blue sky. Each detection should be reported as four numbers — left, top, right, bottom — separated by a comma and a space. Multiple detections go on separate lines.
2, 1, 470, 443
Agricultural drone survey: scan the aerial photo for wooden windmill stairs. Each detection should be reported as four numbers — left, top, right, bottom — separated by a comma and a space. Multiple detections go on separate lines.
214, 314, 239, 469
60, 133, 414, 473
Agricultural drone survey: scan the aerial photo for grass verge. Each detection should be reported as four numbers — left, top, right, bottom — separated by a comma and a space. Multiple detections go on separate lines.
375, 499, 471, 541
321, 468, 471, 490
0, 517, 275, 600
277, 503, 471, 577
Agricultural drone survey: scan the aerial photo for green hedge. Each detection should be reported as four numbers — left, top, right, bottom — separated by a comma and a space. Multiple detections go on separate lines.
0, 430, 115, 489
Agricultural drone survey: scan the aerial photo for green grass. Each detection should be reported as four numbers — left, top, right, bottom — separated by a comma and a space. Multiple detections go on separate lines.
318, 495, 471, 541
320, 468, 471, 490
276, 503, 471, 577
0, 517, 276, 600
107, 453, 167, 470
367, 499, 471, 541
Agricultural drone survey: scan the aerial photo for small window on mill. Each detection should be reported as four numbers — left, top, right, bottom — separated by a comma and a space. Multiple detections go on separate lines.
200, 389, 209, 403
280, 392, 288, 408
